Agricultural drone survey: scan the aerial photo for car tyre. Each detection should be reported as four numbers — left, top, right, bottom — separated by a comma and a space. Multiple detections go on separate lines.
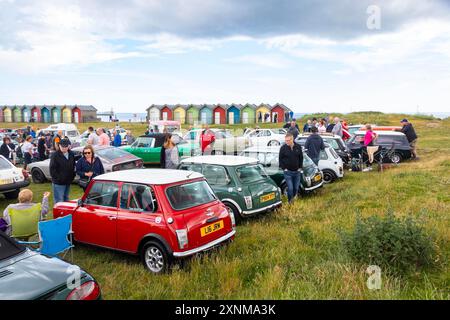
322, 169, 337, 183
31, 168, 46, 184
389, 152, 402, 164
4, 189, 20, 200
223, 202, 242, 224
141, 240, 170, 274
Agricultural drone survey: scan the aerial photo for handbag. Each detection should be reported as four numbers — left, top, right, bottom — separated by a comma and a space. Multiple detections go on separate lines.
78, 158, 94, 189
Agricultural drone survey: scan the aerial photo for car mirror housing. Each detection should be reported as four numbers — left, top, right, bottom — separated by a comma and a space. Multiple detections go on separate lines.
77, 199, 84, 207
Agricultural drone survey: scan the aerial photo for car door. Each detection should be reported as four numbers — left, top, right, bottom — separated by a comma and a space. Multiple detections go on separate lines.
116, 183, 163, 253
74, 180, 119, 249
201, 164, 232, 200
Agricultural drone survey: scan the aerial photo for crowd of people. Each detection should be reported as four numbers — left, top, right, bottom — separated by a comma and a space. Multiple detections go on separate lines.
1, 117, 419, 233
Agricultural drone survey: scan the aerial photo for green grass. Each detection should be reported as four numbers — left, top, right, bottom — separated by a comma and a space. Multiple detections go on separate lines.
1, 113, 449, 299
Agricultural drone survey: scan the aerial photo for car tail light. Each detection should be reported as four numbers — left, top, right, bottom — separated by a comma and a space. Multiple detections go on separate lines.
228, 208, 236, 228
176, 229, 188, 249
66, 281, 100, 300
22, 169, 29, 179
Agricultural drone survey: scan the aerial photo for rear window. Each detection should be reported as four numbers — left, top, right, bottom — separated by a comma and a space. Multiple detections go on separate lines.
235, 164, 268, 183
166, 180, 216, 210
96, 147, 132, 160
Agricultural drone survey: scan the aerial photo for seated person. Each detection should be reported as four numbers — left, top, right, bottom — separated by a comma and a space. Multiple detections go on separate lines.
1, 189, 50, 236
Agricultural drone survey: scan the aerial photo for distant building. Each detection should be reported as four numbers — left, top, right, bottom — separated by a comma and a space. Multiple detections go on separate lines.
146, 103, 292, 124
0, 105, 97, 123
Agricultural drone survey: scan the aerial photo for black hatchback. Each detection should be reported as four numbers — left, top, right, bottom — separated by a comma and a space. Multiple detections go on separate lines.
346, 131, 412, 164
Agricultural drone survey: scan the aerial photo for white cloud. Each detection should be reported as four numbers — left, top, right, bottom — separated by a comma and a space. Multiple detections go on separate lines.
224, 54, 292, 69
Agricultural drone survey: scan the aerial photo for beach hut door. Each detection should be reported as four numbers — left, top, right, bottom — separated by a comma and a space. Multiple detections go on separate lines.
215, 112, 221, 124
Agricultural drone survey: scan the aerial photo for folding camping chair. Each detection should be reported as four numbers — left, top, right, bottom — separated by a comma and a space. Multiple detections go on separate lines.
8, 203, 41, 241
19, 214, 74, 261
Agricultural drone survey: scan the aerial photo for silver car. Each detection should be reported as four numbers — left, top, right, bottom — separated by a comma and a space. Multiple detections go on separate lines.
28, 145, 144, 183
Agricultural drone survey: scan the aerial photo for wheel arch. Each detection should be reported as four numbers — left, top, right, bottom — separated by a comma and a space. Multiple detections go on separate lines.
221, 198, 242, 213
138, 233, 173, 257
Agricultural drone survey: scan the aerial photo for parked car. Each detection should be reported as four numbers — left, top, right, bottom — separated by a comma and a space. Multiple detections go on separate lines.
53, 169, 236, 273
239, 146, 323, 195
0, 231, 101, 300
0, 155, 30, 199
120, 133, 201, 165
179, 155, 282, 222
347, 131, 412, 164
183, 129, 251, 155
38, 123, 82, 146
243, 128, 287, 147
148, 120, 181, 134
296, 133, 351, 167
28, 145, 143, 183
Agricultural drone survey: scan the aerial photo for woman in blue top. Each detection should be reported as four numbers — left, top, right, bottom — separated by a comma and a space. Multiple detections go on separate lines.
76, 145, 105, 190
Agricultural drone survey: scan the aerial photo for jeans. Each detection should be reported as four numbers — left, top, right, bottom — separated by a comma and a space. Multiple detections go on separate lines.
283, 170, 301, 203
53, 184, 71, 204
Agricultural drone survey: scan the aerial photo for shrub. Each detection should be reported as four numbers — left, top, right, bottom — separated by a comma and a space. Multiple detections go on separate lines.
341, 211, 438, 275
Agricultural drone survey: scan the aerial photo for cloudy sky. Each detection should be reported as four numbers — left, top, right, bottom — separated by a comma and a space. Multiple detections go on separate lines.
1, 0, 449, 114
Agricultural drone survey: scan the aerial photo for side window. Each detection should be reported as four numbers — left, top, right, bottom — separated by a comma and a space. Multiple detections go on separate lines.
85, 182, 119, 208
202, 165, 229, 185
320, 150, 328, 160
179, 163, 203, 173
120, 184, 157, 213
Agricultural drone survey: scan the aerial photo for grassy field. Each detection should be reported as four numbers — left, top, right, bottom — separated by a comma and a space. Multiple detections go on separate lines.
1, 113, 449, 299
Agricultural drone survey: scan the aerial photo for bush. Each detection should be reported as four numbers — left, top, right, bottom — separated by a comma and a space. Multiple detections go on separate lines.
341, 211, 438, 275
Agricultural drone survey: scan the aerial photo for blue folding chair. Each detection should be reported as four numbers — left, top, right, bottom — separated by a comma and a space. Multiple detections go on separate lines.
20, 214, 74, 261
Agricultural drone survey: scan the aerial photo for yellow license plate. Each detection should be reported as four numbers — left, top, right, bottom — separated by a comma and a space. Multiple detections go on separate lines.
0, 178, 13, 185
260, 192, 275, 203
314, 175, 322, 182
201, 220, 224, 237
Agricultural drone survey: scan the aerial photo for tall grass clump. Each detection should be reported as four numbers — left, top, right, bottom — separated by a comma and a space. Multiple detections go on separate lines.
341, 211, 439, 276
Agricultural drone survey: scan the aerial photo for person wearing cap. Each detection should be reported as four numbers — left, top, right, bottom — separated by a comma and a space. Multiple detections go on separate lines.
397, 119, 418, 159
49, 138, 76, 204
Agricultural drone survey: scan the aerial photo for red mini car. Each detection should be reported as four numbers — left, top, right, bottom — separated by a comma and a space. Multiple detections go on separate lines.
53, 169, 236, 273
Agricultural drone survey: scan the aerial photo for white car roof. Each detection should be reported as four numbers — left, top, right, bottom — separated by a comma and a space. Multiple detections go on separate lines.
354, 130, 405, 136
241, 146, 281, 153
181, 155, 258, 166
94, 169, 204, 185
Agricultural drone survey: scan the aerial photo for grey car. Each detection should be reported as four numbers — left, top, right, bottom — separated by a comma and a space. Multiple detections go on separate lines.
28, 145, 144, 184
0, 231, 101, 300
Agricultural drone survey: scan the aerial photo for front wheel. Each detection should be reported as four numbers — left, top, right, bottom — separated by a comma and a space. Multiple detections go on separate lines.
322, 169, 337, 184
141, 241, 170, 274
31, 168, 46, 184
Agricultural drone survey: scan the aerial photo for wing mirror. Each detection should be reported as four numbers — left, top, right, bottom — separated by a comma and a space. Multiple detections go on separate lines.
77, 199, 84, 207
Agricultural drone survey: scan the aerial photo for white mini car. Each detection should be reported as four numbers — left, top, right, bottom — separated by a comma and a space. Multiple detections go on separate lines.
243, 128, 287, 147
0, 155, 30, 199
317, 143, 344, 183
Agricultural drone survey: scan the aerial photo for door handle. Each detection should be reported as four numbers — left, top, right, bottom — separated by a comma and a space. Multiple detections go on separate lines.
108, 216, 117, 220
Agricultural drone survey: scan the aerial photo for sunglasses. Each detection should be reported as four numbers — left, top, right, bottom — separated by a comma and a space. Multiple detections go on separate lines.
83, 152, 92, 155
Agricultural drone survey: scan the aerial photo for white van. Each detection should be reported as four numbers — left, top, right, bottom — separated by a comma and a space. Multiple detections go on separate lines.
39, 123, 81, 145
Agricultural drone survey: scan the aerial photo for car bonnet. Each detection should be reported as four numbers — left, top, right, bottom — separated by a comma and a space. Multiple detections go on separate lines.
0, 250, 84, 300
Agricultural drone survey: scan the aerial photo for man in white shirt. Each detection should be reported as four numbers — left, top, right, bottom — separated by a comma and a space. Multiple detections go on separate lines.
87, 126, 100, 145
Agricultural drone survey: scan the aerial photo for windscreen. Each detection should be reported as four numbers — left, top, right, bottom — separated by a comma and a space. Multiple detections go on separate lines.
166, 180, 216, 211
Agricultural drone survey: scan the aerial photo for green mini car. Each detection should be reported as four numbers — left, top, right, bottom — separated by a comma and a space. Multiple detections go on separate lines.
240, 146, 323, 195
121, 133, 201, 165
179, 155, 282, 222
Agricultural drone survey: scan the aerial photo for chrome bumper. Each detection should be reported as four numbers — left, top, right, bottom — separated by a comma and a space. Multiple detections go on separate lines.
305, 180, 324, 191
173, 230, 236, 258
242, 200, 283, 215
